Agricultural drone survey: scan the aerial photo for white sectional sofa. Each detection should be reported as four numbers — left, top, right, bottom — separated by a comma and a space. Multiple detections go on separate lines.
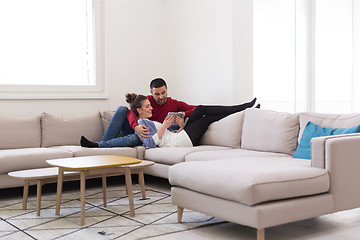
2, 107, 360, 239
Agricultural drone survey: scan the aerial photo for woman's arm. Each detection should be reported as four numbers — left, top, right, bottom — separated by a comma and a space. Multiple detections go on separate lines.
137, 119, 158, 148
156, 116, 175, 139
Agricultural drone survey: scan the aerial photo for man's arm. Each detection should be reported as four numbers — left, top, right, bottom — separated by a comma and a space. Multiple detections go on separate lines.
127, 109, 139, 129
174, 100, 197, 118
127, 110, 150, 140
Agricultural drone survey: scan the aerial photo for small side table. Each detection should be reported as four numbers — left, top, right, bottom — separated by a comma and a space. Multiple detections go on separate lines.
8, 167, 78, 216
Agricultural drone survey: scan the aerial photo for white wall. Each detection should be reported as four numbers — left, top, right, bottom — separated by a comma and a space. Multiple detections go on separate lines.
164, 0, 233, 105
233, 0, 253, 103
0, 0, 253, 116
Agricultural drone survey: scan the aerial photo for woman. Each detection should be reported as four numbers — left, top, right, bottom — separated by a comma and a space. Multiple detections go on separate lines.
126, 93, 258, 148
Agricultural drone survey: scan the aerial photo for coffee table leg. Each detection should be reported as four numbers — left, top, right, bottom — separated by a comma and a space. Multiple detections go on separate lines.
55, 168, 64, 215
36, 180, 42, 216
80, 170, 86, 226
22, 180, 29, 210
102, 174, 107, 207
138, 168, 146, 199
124, 167, 135, 217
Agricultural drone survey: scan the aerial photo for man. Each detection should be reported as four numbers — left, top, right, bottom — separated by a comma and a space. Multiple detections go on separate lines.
128, 78, 197, 140
80, 78, 197, 148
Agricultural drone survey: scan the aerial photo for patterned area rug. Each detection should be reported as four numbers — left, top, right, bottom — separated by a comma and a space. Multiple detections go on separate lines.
0, 180, 223, 240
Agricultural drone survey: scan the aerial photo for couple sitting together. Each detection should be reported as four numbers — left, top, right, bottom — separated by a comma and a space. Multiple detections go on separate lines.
81, 78, 260, 149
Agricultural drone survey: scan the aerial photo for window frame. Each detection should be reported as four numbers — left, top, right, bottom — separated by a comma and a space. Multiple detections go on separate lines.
0, 0, 106, 100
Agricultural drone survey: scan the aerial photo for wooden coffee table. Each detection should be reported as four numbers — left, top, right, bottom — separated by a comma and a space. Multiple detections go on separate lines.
46, 155, 152, 225
8, 157, 154, 220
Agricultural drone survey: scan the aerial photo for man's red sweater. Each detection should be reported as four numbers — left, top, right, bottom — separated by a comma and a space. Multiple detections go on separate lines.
127, 95, 197, 129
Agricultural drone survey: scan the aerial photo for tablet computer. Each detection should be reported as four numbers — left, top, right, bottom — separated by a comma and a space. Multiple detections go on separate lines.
167, 112, 183, 118
167, 112, 183, 125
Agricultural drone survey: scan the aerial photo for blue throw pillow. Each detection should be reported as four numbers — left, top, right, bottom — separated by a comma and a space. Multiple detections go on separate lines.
292, 121, 360, 159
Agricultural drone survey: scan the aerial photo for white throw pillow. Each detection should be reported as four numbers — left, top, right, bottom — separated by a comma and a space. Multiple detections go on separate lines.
199, 111, 245, 148
241, 108, 299, 155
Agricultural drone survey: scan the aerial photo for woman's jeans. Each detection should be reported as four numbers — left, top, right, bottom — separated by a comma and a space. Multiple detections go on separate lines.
98, 106, 142, 148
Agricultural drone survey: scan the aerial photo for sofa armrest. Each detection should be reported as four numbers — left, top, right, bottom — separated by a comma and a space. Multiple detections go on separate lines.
311, 133, 360, 168
134, 146, 146, 160
312, 133, 360, 211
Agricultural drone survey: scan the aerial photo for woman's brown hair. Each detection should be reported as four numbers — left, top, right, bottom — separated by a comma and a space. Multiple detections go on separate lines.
125, 93, 147, 117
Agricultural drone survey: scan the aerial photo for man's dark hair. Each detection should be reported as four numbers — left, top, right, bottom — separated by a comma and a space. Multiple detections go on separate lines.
150, 78, 167, 90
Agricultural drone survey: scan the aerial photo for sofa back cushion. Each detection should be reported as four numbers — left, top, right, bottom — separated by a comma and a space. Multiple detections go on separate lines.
298, 112, 360, 143
41, 112, 104, 147
200, 111, 245, 148
99, 110, 115, 133
241, 108, 299, 155
0, 115, 41, 149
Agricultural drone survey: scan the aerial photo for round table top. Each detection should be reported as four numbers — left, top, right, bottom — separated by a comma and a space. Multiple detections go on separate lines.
120, 160, 154, 168
8, 167, 78, 179
46, 155, 142, 170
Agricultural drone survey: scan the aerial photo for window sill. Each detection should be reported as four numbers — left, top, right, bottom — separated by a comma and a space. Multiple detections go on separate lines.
0, 85, 108, 100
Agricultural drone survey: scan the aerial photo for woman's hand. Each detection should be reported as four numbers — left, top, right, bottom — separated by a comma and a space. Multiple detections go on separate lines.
157, 116, 174, 140
163, 115, 175, 128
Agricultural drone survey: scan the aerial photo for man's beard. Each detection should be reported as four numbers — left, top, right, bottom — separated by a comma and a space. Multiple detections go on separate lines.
157, 98, 167, 105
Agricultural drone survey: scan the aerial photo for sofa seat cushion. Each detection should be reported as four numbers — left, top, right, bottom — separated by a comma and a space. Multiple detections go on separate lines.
0, 148, 73, 174
144, 145, 232, 165
49, 146, 138, 159
185, 149, 290, 162
169, 158, 329, 206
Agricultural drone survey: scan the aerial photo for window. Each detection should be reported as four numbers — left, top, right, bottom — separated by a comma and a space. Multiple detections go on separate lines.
254, 0, 360, 114
315, 0, 353, 113
0, 0, 105, 99
253, 0, 296, 113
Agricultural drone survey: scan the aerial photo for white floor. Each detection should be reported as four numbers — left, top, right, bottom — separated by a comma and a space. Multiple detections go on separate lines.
147, 177, 360, 240
2, 177, 360, 240
148, 206, 360, 240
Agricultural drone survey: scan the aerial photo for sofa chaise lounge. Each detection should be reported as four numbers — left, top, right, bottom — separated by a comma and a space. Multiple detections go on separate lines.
168, 108, 360, 240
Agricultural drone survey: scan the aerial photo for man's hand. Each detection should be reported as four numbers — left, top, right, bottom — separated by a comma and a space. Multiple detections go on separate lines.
175, 116, 185, 129
135, 125, 150, 141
